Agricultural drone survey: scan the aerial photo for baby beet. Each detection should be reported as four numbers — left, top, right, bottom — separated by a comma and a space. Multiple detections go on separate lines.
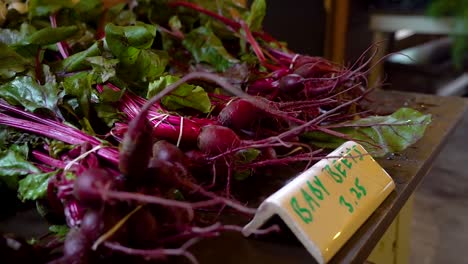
119, 114, 153, 184
197, 125, 241, 155
279, 74, 304, 94
74, 168, 112, 208
218, 99, 260, 131
128, 207, 159, 246
63, 229, 90, 264
152, 140, 187, 165
80, 210, 104, 241
184, 149, 206, 167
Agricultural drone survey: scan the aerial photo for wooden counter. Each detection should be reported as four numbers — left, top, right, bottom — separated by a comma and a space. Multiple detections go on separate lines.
190, 91, 467, 264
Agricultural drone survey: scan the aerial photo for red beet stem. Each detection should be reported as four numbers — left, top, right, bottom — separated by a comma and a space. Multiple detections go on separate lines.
49, 13, 70, 59
0, 112, 119, 165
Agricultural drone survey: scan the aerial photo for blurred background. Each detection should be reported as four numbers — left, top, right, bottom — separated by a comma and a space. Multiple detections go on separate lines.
263, 0, 468, 97
262, 1, 468, 263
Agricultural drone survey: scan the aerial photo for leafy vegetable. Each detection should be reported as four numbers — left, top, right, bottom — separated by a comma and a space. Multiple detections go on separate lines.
106, 2, 136, 26
55, 42, 102, 72
168, 15, 183, 34
0, 76, 60, 114
0, 43, 31, 79
49, 225, 70, 239
233, 148, 261, 180
129, 49, 169, 82
21, 26, 78, 46
182, 26, 238, 71
95, 86, 125, 127
105, 22, 157, 61
74, 0, 103, 20
0, 126, 47, 150
235, 148, 261, 164
246, 0, 266, 31
0, 28, 25, 45
148, 75, 212, 113
0, 144, 40, 189
86, 56, 119, 83
63, 71, 94, 118
105, 23, 168, 82
49, 140, 73, 158
18, 170, 57, 201
304, 108, 432, 156
28, 0, 77, 17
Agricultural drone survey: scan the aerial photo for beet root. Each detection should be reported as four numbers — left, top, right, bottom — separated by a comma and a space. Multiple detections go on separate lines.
119, 114, 153, 185
218, 99, 260, 131
74, 168, 113, 208
197, 125, 241, 155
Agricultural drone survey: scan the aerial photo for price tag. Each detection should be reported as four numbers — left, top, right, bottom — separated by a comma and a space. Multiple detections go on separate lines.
243, 141, 395, 264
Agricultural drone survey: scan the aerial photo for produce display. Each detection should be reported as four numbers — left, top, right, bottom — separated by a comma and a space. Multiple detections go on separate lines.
0, 0, 431, 263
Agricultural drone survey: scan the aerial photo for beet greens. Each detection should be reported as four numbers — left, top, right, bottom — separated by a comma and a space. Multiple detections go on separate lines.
0, 1, 431, 263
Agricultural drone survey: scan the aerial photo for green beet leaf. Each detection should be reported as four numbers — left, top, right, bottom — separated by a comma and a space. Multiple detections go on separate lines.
0, 144, 40, 190
49, 141, 73, 159
29, 0, 101, 19
234, 148, 261, 164
74, 0, 103, 21
0, 29, 24, 45
94, 84, 125, 128
22, 26, 79, 46
18, 170, 57, 201
232, 148, 261, 181
246, 0, 266, 31
62, 78, 124, 129
190, 0, 249, 33
28, 0, 76, 17
94, 104, 124, 128
55, 42, 102, 72
169, 15, 183, 33
10, 144, 29, 158
48, 225, 69, 240
234, 169, 253, 181
0, 76, 60, 114
0, 127, 7, 149
86, 56, 119, 83
1, 23, 37, 48
182, 26, 238, 71
63, 71, 94, 118
130, 49, 168, 82
105, 23, 167, 82
105, 22, 157, 59
99, 84, 125, 103
303, 108, 432, 157
0, 43, 31, 79
107, 3, 136, 26
148, 75, 211, 113
0, 127, 48, 151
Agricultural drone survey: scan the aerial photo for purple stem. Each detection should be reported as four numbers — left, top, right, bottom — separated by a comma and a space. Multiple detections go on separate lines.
99, 83, 217, 144
0, 113, 85, 145
0, 112, 119, 165
49, 13, 69, 59
0, 101, 98, 144
32, 150, 66, 169
34, 164, 55, 172
64, 200, 84, 227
